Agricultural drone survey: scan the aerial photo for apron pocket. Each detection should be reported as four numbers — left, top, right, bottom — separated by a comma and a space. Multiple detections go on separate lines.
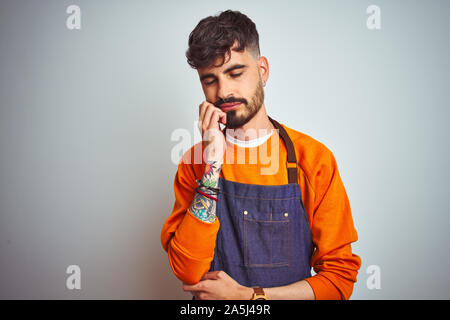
243, 216, 289, 267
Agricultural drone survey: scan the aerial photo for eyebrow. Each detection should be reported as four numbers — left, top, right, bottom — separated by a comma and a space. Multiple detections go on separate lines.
200, 64, 248, 82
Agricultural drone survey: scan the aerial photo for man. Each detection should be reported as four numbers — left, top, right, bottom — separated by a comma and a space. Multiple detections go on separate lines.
161, 10, 361, 300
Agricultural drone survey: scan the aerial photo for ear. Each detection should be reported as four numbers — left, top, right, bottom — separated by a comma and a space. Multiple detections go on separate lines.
257, 56, 269, 85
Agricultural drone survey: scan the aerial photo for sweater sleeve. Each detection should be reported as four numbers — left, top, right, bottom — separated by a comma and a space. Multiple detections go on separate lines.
160, 154, 220, 285
303, 145, 362, 300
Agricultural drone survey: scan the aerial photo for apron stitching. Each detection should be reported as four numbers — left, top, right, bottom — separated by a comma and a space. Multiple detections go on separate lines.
247, 262, 289, 267
243, 218, 288, 223
270, 212, 272, 266
221, 192, 300, 201
287, 216, 290, 267
243, 212, 247, 266
243, 216, 290, 267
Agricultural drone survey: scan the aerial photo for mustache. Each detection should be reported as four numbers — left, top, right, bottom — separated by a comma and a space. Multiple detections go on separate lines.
213, 97, 247, 108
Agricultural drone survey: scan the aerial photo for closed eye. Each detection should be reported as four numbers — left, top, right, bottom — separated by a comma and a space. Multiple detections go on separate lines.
203, 73, 243, 86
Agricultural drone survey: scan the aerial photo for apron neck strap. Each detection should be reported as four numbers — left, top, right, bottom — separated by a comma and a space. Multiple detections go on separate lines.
268, 116, 298, 184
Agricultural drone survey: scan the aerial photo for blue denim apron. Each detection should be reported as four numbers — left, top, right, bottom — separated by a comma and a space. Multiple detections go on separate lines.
209, 117, 313, 288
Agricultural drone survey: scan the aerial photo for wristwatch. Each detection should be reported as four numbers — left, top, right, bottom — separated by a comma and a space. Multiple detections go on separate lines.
251, 287, 268, 300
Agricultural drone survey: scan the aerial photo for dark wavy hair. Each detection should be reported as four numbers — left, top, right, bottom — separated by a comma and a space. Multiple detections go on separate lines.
186, 10, 260, 69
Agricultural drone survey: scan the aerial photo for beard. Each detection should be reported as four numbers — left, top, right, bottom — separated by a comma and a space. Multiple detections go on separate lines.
225, 80, 265, 129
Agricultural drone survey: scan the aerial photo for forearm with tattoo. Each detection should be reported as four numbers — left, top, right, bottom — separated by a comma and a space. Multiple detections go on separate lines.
189, 160, 222, 223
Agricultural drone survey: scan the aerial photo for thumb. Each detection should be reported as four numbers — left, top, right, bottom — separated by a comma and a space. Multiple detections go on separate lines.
200, 271, 222, 281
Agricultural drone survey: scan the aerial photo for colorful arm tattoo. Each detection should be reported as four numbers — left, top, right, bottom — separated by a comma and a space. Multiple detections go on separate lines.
189, 160, 222, 223
189, 193, 217, 223
201, 160, 222, 188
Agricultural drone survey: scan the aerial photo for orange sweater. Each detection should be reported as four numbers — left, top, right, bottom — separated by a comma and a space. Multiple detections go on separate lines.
161, 123, 361, 300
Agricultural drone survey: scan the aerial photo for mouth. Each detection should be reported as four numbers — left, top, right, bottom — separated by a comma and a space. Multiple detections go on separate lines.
220, 102, 241, 112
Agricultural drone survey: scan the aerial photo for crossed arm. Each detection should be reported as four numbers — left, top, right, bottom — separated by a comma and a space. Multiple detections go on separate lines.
183, 270, 315, 300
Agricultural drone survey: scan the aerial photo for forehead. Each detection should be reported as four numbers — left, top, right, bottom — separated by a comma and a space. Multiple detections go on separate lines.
198, 47, 254, 75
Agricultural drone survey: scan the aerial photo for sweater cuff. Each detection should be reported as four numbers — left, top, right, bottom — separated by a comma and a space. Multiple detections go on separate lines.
304, 274, 342, 300
172, 209, 220, 259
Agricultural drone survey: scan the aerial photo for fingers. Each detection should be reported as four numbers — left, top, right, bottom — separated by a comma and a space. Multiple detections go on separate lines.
198, 102, 207, 134
182, 279, 213, 292
181, 271, 229, 300
198, 102, 208, 126
200, 270, 223, 280
198, 101, 227, 135
219, 112, 227, 125
199, 102, 207, 119
209, 110, 221, 132
202, 105, 215, 131
182, 281, 214, 300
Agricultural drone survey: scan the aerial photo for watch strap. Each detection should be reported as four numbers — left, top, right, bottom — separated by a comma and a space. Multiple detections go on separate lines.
252, 287, 267, 300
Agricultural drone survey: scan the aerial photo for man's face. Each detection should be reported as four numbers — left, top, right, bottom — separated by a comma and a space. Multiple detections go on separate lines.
197, 45, 266, 129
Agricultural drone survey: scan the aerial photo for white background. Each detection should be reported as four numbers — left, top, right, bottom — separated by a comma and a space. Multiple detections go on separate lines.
0, 0, 449, 299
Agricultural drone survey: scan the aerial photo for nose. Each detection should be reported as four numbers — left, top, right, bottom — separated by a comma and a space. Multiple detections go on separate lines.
217, 78, 234, 102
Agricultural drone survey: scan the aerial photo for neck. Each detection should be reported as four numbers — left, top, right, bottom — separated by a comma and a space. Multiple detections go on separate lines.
227, 104, 275, 141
